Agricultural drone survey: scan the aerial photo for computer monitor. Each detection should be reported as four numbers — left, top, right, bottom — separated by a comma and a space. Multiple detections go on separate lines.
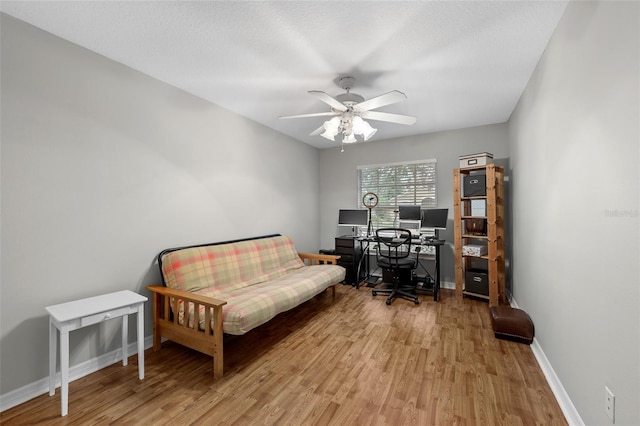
338, 209, 368, 227
338, 209, 368, 237
398, 204, 421, 221
398, 205, 422, 237
421, 208, 449, 236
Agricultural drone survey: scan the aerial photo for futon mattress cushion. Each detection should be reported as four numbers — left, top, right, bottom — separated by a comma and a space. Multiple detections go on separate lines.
162, 235, 305, 294
179, 264, 345, 335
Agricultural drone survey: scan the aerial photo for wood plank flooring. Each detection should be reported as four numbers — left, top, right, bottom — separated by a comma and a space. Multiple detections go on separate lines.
1, 286, 567, 425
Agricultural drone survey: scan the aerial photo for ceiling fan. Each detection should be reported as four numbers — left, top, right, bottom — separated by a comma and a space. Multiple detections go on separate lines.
279, 76, 416, 145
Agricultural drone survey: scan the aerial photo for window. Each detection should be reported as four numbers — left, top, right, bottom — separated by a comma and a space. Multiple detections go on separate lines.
358, 159, 437, 229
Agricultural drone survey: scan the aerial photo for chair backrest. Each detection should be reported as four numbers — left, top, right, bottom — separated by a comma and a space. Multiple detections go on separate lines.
375, 228, 413, 265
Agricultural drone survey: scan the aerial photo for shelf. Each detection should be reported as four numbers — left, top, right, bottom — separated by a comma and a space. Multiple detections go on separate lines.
461, 196, 505, 204
458, 165, 492, 172
454, 164, 506, 307
462, 254, 489, 260
462, 291, 490, 300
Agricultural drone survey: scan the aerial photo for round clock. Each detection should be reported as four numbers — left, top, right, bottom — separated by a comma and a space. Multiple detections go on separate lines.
363, 192, 379, 209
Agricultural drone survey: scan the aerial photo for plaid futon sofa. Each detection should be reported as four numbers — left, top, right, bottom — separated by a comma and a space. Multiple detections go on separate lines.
146, 234, 345, 378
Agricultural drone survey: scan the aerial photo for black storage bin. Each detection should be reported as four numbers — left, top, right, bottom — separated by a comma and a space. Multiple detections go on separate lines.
463, 174, 486, 197
465, 269, 489, 296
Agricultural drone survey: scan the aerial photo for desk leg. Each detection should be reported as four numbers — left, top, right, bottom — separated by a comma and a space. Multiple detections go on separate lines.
49, 320, 56, 396
60, 329, 69, 417
137, 304, 144, 380
122, 314, 128, 366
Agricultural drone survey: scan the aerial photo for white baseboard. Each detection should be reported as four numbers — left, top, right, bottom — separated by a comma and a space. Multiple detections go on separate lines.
440, 280, 456, 290
509, 298, 584, 426
0, 336, 153, 413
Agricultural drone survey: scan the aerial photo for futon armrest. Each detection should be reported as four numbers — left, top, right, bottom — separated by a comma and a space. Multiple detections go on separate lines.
146, 285, 227, 308
146, 285, 226, 379
298, 252, 341, 265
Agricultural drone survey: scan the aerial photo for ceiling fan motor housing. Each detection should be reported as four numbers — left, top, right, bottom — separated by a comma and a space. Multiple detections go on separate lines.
338, 75, 356, 91
335, 76, 364, 107
335, 92, 365, 107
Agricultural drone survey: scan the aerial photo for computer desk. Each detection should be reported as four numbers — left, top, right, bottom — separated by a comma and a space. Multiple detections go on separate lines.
355, 236, 444, 302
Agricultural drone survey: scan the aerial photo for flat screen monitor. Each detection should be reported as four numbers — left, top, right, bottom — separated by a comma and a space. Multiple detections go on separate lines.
338, 209, 368, 226
421, 208, 449, 230
398, 204, 421, 221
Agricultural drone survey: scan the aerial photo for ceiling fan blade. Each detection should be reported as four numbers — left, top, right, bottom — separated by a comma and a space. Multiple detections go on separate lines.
362, 111, 417, 125
354, 90, 407, 112
279, 111, 339, 119
308, 91, 348, 112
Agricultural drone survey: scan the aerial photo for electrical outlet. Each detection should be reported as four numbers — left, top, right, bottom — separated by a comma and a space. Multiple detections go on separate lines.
605, 386, 615, 423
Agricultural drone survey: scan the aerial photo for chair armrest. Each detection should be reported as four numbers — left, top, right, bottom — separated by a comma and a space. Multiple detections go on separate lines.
298, 252, 341, 265
146, 285, 227, 308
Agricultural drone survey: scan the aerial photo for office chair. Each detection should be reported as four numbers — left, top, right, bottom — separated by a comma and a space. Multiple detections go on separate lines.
371, 228, 420, 305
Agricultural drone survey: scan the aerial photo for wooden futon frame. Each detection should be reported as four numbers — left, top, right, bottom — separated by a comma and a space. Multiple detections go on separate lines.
146, 235, 341, 379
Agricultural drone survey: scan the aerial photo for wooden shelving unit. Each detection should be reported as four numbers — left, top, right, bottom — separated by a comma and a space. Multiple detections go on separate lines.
454, 164, 506, 306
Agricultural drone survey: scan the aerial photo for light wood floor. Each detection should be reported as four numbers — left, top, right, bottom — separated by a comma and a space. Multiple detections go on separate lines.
1, 286, 567, 425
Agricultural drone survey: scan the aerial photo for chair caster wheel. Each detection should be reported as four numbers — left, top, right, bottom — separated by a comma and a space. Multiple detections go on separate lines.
372, 291, 377, 296
386, 300, 391, 305
414, 300, 420, 305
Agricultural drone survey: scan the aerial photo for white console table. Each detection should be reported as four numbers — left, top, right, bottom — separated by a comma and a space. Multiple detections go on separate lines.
46, 290, 147, 416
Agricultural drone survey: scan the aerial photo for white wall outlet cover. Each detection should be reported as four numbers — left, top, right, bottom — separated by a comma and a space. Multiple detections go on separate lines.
605, 386, 615, 423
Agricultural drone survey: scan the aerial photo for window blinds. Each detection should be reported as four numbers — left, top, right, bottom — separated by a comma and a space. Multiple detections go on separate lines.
357, 160, 437, 229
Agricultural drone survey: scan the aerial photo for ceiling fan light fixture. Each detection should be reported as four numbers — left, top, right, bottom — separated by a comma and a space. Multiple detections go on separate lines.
352, 116, 377, 141
364, 127, 378, 141
343, 133, 358, 144
320, 129, 337, 141
320, 116, 341, 141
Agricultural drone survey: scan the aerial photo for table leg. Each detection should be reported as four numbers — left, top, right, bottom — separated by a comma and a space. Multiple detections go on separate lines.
137, 304, 144, 380
60, 329, 69, 417
122, 314, 128, 366
49, 320, 57, 396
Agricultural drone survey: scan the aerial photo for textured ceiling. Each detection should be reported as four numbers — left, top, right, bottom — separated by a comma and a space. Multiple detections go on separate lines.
1, 1, 568, 148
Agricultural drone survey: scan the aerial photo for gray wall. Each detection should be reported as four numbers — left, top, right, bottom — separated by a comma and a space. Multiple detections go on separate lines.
0, 14, 320, 394
318, 124, 510, 288
509, 1, 639, 425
